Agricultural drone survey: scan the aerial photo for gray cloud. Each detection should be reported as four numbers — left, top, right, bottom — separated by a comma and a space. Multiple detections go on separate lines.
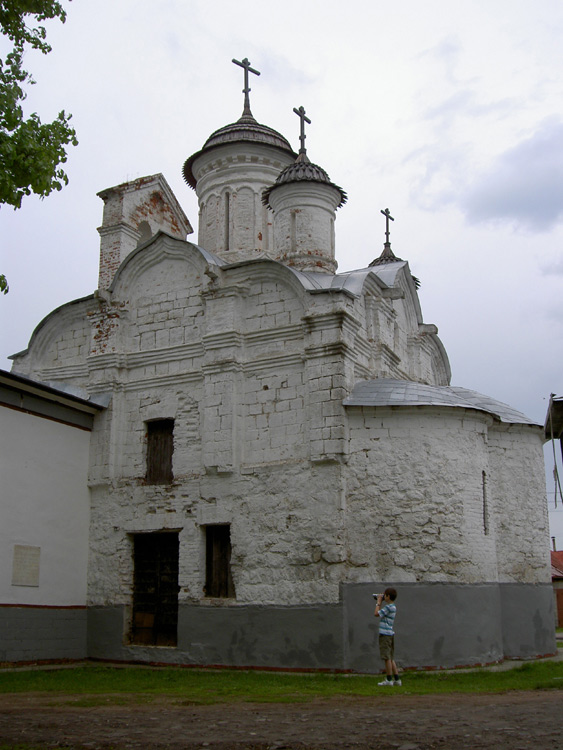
423, 89, 520, 125
461, 118, 563, 232
540, 257, 563, 277
417, 35, 468, 87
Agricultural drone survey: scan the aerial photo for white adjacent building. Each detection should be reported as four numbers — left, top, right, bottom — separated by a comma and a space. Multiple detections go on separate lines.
2, 66, 555, 669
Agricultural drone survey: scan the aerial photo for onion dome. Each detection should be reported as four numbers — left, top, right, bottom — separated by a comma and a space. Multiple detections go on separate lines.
183, 113, 296, 190
262, 152, 347, 208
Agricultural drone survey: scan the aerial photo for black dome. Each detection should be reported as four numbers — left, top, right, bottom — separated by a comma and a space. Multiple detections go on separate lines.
183, 113, 296, 189
262, 154, 347, 208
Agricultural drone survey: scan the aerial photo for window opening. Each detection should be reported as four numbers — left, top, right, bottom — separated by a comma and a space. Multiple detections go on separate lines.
146, 419, 174, 484
482, 470, 490, 535
205, 525, 235, 598
290, 209, 297, 253
224, 192, 230, 251
131, 532, 179, 646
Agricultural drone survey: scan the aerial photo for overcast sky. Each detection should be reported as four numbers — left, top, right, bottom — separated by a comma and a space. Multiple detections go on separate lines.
1, 0, 562, 545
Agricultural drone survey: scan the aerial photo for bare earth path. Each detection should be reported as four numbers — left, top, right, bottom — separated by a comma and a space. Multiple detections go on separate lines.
1, 691, 563, 750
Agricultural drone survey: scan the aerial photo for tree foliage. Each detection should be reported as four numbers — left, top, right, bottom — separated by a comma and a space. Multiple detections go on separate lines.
0, 0, 78, 210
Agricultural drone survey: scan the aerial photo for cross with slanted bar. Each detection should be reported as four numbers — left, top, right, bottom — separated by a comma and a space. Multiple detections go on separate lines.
381, 208, 394, 245
293, 106, 311, 155
232, 57, 260, 115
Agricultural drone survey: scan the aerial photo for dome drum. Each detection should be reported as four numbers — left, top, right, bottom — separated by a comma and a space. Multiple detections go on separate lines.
191, 141, 296, 260
267, 181, 342, 274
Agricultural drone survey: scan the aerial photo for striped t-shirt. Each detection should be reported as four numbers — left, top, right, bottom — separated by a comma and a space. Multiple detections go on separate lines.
379, 602, 396, 636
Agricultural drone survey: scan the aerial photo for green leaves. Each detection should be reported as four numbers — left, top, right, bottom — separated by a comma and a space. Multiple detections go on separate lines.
0, 1, 67, 54
0, 1, 77, 210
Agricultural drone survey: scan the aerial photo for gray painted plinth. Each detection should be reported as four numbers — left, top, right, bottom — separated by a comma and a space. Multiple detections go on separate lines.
87, 583, 557, 672
0, 607, 87, 662
88, 604, 343, 669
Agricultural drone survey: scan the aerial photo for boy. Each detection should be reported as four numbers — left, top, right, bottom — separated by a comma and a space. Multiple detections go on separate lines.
374, 587, 401, 686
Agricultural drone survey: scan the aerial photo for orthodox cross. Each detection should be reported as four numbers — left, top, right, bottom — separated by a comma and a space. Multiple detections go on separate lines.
381, 208, 394, 245
232, 57, 260, 115
293, 106, 311, 156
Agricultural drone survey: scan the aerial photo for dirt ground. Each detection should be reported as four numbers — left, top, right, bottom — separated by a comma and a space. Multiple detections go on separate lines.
1, 690, 563, 750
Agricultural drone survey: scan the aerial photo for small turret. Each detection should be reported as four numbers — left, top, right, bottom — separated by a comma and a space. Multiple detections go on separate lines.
262, 107, 347, 274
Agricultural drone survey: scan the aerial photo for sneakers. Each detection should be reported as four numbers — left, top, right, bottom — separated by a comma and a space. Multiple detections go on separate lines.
378, 677, 402, 686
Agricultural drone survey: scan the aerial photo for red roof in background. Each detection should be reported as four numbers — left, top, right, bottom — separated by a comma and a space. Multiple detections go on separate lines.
551, 551, 563, 579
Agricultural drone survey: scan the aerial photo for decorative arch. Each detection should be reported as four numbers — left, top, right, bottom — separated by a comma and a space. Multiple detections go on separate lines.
109, 233, 221, 299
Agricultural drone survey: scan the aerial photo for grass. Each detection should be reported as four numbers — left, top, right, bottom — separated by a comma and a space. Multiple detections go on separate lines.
0, 660, 562, 705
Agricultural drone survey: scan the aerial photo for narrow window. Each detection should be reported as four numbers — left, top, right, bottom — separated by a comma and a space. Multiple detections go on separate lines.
205, 525, 235, 598
262, 205, 269, 252
482, 470, 490, 535
224, 192, 230, 251
290, 209, 297, 253
131, 532, 179, 646
146, 419, 174, 484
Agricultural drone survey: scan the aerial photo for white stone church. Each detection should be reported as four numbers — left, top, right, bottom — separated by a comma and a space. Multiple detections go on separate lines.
1, 60, 556, 670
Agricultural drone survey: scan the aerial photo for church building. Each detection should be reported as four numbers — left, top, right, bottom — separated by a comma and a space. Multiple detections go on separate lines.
2, 59, 556, 671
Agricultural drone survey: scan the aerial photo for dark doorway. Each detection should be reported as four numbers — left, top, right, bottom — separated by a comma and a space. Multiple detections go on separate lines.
205, 525, 235, 598
131, 532, 179, 646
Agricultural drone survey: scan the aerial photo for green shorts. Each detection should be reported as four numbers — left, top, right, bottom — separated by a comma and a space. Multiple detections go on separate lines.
379, 634, 394, 661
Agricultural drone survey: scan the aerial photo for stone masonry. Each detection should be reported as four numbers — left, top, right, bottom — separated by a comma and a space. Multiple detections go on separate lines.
8, 84, 554, 669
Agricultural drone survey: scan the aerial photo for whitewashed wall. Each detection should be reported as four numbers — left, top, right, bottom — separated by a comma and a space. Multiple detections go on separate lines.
0, 407, 91, 605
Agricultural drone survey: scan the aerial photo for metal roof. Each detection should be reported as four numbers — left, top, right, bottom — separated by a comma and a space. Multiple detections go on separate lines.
262, 154, 347, 209
286, 262, 406, 297
344, 378, 538, 426
183, 113, 296, 190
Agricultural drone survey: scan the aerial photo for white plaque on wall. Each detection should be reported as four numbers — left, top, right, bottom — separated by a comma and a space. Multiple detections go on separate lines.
12, 545, 41, 587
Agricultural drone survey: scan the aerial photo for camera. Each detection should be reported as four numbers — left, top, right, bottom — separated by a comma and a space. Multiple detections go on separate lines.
373, 593, 384, 600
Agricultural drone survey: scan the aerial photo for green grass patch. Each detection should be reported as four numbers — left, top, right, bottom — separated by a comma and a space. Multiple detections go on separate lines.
0, 661, 562, 704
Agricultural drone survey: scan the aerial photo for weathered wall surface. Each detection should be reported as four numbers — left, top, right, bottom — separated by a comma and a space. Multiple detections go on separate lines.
488, 425, 551, 583
345, 406, 499, 583
194, 143, 294, 262
86, 581, 556, 672
9, 203, 554, 668
351, 272, 450, 387
88, 461, 347, 608
97, 174, 192, 290
10, 297, 96, 384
